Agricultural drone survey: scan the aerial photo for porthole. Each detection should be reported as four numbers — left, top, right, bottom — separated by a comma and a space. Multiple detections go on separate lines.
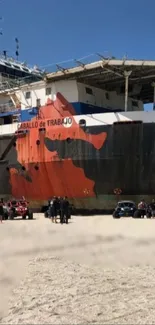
79, 119, 86, 127
66, 137, 72, 144
36, 139, 40, 145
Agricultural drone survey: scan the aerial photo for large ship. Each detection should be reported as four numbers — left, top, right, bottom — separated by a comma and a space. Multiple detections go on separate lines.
0, 57, 155, 212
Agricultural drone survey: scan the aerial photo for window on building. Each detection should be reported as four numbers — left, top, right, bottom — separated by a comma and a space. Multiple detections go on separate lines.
85, 87, 93, 95
36, 98, 41, 107
46, 87, 52, 95
25, 91, 31, 99
105, 92, 109, 100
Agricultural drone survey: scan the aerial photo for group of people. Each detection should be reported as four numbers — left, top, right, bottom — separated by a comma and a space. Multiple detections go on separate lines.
47, 196, 70, 224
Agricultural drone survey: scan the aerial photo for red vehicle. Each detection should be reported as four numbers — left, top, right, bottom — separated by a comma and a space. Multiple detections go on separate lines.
6, 199, 33, 220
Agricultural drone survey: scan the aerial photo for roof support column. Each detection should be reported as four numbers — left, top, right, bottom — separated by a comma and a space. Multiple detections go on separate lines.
152, 82, 155, 110
124, 70, 132, 112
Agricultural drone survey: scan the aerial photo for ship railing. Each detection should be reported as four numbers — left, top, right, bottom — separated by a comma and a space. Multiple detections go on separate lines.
0, 55, 26, 65
0, 73, 42, 89
0, 55, 33, 70
0, 55, 44, 73
0, 102, 18, 113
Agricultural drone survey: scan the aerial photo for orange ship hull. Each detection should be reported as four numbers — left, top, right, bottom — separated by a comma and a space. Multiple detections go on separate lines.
6, 93, 107, 210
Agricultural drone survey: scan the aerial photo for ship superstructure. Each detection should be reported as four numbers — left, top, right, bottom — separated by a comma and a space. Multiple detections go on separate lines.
0, 55, 44, 124
0, 57, 146, 126
0, 57, 155, 211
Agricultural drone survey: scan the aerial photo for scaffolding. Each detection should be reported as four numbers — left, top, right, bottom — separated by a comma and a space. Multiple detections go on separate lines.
0, 75, 22, 120
0, 72, 40, 110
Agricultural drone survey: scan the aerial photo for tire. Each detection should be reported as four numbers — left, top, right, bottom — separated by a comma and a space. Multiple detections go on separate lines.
9, 211, 15, 220
133, 210, 141, 218
146, 213, 151, 219
113, 211, 120, 219
28, 211, 33, 220
22, 214, 26, 220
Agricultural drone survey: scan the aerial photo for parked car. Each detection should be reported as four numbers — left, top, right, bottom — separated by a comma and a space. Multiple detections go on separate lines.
113, 200, 136, 218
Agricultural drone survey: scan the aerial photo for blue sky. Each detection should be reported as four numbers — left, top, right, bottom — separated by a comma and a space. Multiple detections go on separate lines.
1, 0, 155, 68
0, 0, 154, 109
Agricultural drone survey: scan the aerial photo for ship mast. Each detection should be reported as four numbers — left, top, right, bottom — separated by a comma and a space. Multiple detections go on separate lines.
0, 15, 9, 60
15, 37, 19, 61
0, 17, 2, 36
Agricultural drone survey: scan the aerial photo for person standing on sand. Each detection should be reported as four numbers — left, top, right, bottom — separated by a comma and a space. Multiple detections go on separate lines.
138, 199, 147, 218
53, 197, 58, 223
49, 197, 55, 223
57, 196, 61, 219
149, 199, 155, 217
0, 198, 4, 222
63, 196, 69, 224
50, 196, 58, 223
60, 197, 69, 224
60, 197, 64, 224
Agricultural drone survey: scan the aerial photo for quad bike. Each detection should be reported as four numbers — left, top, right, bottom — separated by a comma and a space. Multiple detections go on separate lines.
145, 205, 155, 218
133, 205, 153, 219
6, 199, 33, 220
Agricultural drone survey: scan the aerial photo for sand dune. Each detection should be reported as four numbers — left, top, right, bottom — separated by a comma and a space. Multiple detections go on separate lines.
1, 215, 155, 323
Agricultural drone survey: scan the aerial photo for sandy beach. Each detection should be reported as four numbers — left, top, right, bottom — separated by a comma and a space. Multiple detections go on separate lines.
1, 214, 155, 324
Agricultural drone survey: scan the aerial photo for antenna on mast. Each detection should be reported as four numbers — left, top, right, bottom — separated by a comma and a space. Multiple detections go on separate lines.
3, 50, 7, 59
0, 16, 7, 57
15, 37, 19, 60
0, 16, 3, 35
